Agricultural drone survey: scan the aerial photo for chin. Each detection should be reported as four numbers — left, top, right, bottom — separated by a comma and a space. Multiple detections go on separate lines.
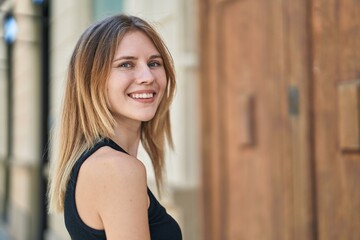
137, 113, 157, 122
141, 116, 156, 122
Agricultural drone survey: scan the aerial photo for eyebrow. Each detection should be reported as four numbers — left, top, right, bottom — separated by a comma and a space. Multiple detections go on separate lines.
113, 54, 162, 62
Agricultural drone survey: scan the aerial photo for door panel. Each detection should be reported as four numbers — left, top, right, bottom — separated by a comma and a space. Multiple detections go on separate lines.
200, 0, 297, 239
222, 1, 285, 239
311, 0, 360, 239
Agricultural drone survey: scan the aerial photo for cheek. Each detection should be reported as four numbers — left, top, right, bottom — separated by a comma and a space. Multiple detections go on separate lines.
158, 72, 167, 94
106, 87, 115, 112
107, 74, 129, 96
106, 79, 121, 111
156, 82, 166, 103
105, 86, 112, 109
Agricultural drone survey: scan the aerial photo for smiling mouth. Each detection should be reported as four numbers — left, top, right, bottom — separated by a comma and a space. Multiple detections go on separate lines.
129, 93, 155, 99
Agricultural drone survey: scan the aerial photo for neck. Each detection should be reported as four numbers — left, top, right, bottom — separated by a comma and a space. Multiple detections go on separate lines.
112, 117, 142, 157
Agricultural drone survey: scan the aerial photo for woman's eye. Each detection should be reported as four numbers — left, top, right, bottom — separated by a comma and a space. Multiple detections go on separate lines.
119, 62, 133, 68
148, 61, 161, 68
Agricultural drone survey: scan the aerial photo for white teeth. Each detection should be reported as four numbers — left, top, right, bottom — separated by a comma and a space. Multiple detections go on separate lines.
130, 93, 154, 99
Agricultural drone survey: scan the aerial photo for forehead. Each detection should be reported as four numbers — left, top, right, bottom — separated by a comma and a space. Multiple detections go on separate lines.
115, 30, 160, 56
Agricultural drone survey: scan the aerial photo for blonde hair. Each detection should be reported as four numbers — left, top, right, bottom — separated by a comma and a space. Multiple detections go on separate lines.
48, 14, 175, 213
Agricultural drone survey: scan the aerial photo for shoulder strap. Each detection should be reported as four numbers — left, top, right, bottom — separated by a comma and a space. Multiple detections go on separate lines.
102, 138, 128, 154
70, 138, 128, 179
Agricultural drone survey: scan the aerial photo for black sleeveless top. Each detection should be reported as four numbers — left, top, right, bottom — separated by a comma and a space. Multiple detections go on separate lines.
64, 138, 182, 240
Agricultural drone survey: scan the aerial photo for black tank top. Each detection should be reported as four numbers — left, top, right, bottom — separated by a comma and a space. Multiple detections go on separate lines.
64, 138, 182, 240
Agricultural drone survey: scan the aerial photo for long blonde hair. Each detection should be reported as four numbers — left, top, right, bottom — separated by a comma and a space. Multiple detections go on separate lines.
48, 14, 175, 213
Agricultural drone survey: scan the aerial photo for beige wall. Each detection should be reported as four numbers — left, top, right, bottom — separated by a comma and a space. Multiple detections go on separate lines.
0, 11, 8, 216
0, 41, 7, 159
0, 0, 43, 239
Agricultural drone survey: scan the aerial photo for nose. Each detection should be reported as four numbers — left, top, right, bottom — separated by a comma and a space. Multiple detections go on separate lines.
136, 64, 155, 85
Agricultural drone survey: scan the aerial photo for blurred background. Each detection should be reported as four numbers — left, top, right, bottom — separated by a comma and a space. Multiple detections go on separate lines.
0, 0, 359, 240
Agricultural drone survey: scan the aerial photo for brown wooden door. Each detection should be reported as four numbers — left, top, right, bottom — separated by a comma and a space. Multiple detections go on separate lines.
311, 0, 360, 239
199, 0, 360, 239
199, 0, 311, 239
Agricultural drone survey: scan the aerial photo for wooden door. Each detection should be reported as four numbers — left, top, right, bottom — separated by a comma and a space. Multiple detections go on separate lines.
200, 0, 360, 239
200, 0, 314, 240
311, 0, 360, 239
199, 0, 314, 239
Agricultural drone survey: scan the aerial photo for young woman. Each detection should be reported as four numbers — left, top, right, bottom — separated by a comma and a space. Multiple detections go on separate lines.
48, 14, 182, 240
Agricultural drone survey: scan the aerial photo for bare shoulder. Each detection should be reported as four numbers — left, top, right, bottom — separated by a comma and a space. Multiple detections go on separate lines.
81, 146, 147, 183
76, 146, 149, 237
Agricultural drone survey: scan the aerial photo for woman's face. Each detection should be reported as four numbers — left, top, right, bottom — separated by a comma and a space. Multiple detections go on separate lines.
107, 30, 167, 125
